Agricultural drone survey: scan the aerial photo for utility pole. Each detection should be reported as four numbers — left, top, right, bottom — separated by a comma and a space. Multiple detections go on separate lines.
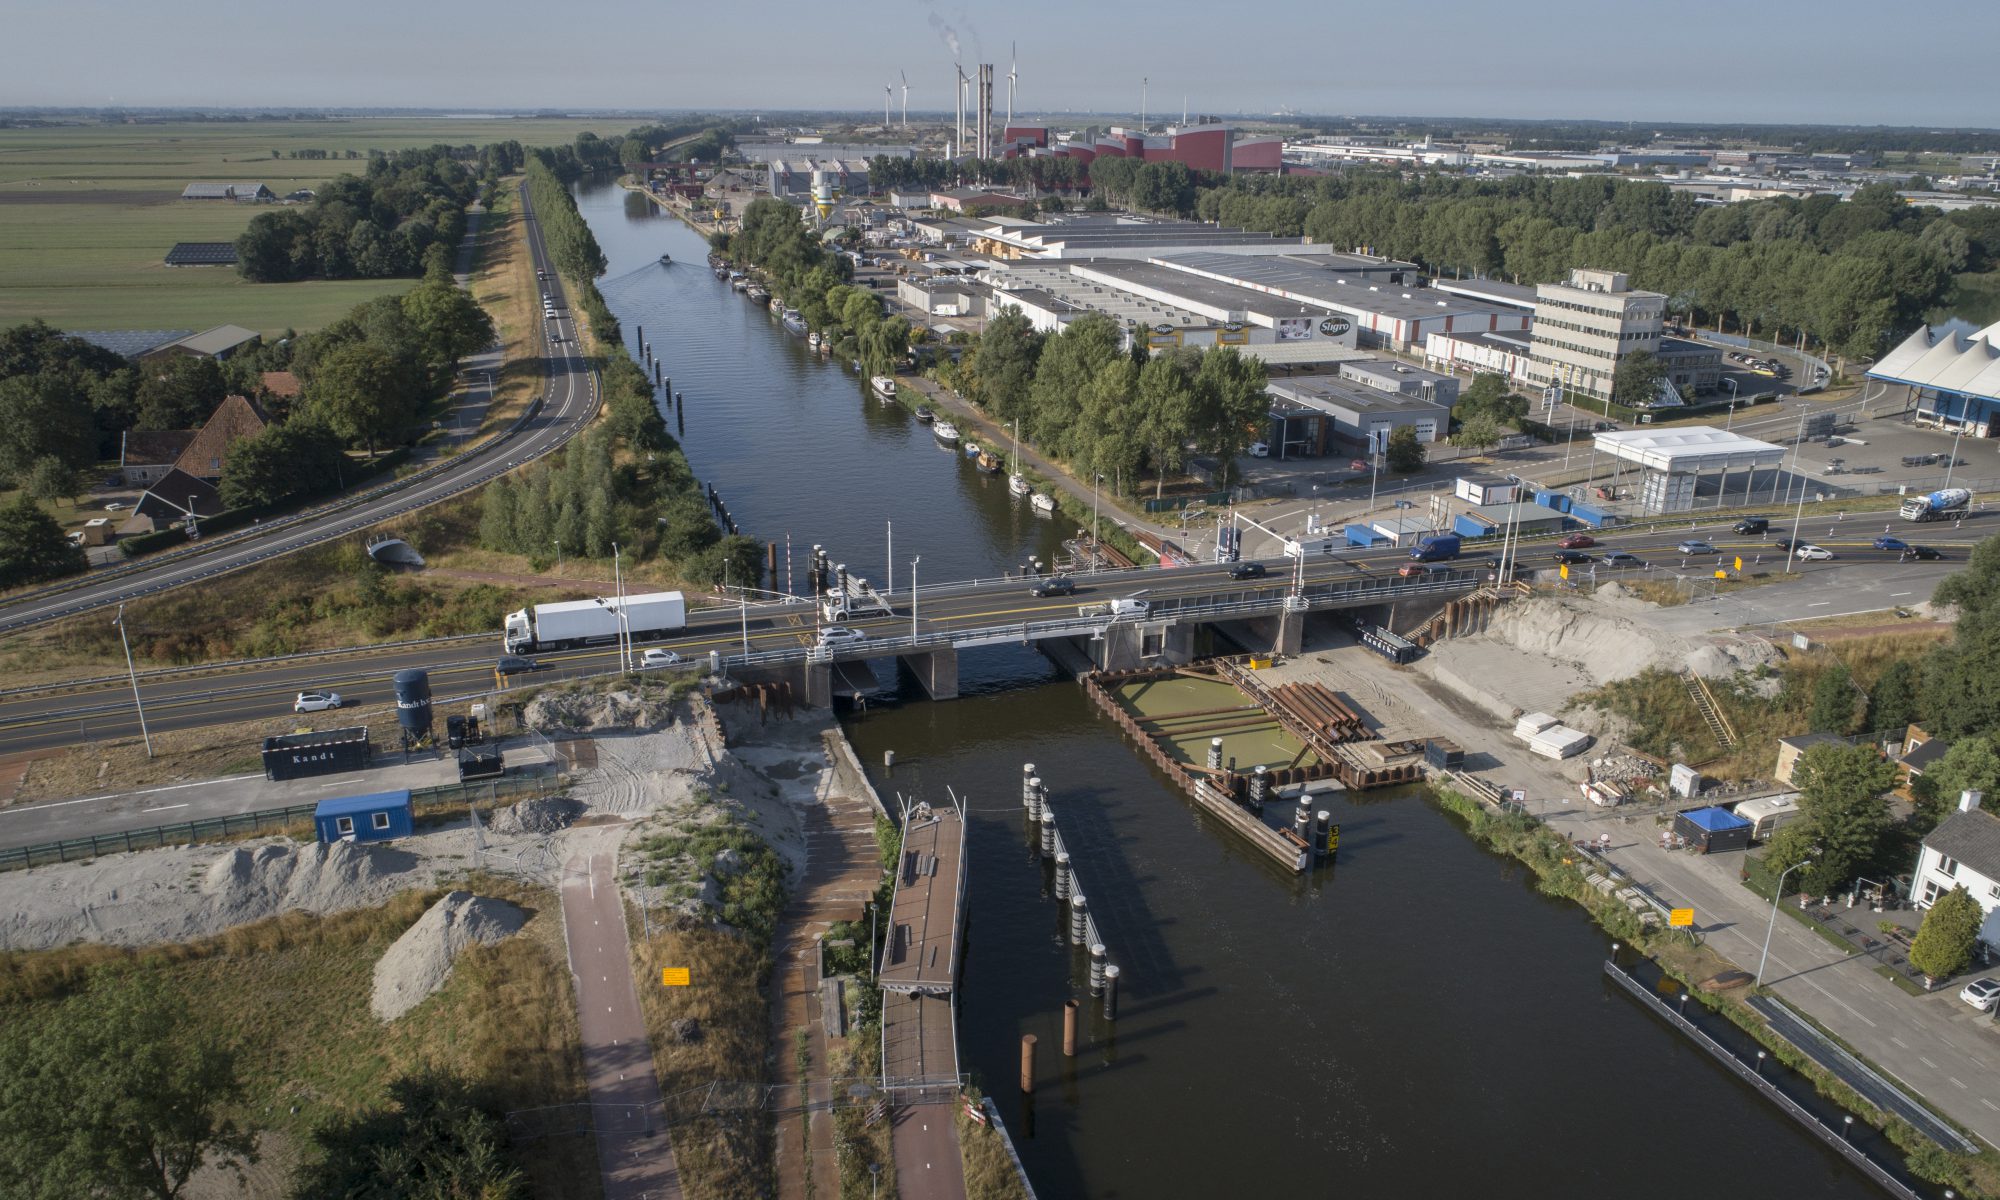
115, 604, 152, 757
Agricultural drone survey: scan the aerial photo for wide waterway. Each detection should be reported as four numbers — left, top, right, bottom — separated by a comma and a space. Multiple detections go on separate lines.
575, 177, 1890, 1197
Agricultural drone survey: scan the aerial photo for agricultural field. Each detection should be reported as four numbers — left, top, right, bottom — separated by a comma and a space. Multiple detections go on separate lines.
0, 118, 603, 331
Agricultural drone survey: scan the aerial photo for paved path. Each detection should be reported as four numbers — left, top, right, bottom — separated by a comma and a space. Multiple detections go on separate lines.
560, 850, 683, 1200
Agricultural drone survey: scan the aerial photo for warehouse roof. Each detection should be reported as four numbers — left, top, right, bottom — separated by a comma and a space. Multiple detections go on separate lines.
1591, 427, 1786, 471
1269, 375, 1451, 416
1870, 320, 2000, 402
1068, 259, 1318, 320
71, 329, 192, 358
1156, 254, 1520, 323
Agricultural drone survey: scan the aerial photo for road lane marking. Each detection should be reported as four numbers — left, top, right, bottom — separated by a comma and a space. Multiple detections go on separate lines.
1951, 1077, 1967, 1089
140, 803, 188, 813
1891, 1036, 1910, 1049
1920, 1055, 1939, 1068
0, 771, 261, 816
1891, 592, 1912, 597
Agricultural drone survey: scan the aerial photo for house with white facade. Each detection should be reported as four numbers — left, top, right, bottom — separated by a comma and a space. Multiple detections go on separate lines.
1913, 791, 2000, 951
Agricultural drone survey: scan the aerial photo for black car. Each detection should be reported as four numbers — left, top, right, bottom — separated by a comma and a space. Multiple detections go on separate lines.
1228, 561, 1268, 581
1905, 546, 1946, 561
497, 655, 540, 675
1552, 550, 1594, 565
1773, 537, 1800, 552
1030, 575, 1076, 598
1733, 516, 1769, 535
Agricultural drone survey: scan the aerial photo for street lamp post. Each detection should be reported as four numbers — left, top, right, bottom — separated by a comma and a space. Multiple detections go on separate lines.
886, 520, 893, 595
909, 556, 920, 639
1945, 422, 1967, 491
1756, 857, 1816, 986
1092, 474, 1103, 557
554, 539, 562, 574
114, 603, 152, 758
612, 542, 629, 671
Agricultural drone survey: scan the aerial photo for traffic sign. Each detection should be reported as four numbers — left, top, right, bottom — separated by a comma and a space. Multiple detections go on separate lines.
1733, 556, 1743, 571
1714, 569, 1727, 579
661, 967, 691, 987
1559, 563, 1570, 580
1669, 908, 1695, 928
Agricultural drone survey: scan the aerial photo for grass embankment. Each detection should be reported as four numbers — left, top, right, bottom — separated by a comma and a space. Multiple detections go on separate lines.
0, 118, 600, 331
626, 794, 794, 1200
0, 878, 599, 1199
957, 1088, 1031, 1200
1432, 784, 2000, 1198
465, 178, 545, 438
1574, 627, 1950, 777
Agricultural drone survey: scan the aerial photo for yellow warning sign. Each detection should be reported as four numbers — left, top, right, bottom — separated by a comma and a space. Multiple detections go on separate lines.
1669, 908, 1695, 928
1733, 556, 1743, 571
1559, 563, 1570, 580
1713, 570, 1728, 580
661, 967, 691, 987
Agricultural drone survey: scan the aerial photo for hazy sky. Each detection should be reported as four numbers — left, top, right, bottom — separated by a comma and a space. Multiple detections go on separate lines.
4, 0, 1994, 128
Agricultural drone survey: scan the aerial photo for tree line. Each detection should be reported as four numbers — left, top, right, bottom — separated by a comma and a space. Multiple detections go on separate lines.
720, 199, 912, 376
235, 142, 524, 282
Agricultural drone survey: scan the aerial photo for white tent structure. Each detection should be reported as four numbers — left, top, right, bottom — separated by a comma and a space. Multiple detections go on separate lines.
1869, 320, 2000, 435
1591, 427, 1786, 514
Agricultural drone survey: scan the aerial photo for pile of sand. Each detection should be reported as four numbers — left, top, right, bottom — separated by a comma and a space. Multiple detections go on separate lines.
1482, 596, 1775, 684
486, 795, 582, 835
370, 890, 525, 1021
525, 686, 679, 733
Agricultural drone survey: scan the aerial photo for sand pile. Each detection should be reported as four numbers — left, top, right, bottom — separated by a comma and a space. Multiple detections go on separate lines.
370, 890, 525, 1021
1482, 597, 1775, 683
525, 686, 678, 733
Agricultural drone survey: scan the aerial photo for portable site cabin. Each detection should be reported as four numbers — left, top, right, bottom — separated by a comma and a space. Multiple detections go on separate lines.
1674, 806, 1753, 855
263, 726, 371, 781
314, 790, 412, 844
1733, 794, 1804, 842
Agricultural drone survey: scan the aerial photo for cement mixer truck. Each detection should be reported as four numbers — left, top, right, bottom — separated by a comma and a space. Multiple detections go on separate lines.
1898, 487, 1971, 523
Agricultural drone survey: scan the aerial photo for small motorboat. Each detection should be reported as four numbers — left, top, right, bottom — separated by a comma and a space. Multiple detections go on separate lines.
729, 273, 748, 291
964, 440, 982, 459
659, 252, 672, 265
933, 420, 961, 443
872, 375, 898, 399
746, 284, 768, 304
1031, 491, 1057, 514
914, 405, 935, 424
976, 450, 1003, 474
808, 331, 822, 350
769, 296, 784, 313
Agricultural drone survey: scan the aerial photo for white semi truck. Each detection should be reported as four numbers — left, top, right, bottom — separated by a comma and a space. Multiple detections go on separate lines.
503, 591, 687, 654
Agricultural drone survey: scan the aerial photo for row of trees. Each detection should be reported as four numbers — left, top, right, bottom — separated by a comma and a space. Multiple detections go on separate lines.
721, 199, 914, 376
1194, 172, 1994, 358
236, 142, 522, 282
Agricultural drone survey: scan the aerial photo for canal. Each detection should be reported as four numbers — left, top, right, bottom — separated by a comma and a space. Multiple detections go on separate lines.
575, 178, 1888, 1197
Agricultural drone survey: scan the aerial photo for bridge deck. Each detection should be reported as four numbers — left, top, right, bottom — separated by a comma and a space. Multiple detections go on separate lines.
878, 806, 966, 991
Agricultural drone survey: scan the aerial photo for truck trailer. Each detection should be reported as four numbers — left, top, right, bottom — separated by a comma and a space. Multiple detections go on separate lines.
503, 590, 687, 654
1899, 487, 1970, 523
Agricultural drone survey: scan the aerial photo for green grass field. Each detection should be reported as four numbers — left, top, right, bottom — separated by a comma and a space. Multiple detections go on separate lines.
0, 118, 607, 332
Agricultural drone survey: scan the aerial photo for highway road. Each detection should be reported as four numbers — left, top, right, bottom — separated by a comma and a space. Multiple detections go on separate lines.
0, 181, 599, 638
0, 504, 1983, 757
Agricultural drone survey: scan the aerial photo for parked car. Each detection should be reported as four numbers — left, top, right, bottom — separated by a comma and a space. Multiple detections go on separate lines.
1552, 551, 1594, 565
496, 656, 540, 675
294, 691, 342, 713
1601, 551, 1643, 567
1961, 978, 2000, 1012
640, 648, 683, 668
1733, 516, 1770, 535
1228, 561, 1268, 581
1873, 536, 1910, 552
818, 625, 867, 648
1030, 575, 1076, 598
1794, 544, 1834, 561
1676, 540, 1717, 555
1558, 534, 1596, 549
1247, 442, 1270, 458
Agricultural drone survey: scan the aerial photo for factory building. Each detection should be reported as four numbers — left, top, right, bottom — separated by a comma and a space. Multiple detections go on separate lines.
766, 158, 872, 200
1266, 374, 1454, 452
962, 213, 1412, 266
1000, 123, 1283, 173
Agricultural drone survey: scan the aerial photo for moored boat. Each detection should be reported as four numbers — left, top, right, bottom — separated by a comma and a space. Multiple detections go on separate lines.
808, 331, 822, 349
1009, 474, 1032, 496
914, 405, 935, 424
871, 375, 898, 399
782, 309, 808, 335
963, 440, 982, 459
659, 252, 672, 265
1031, 491, 1057, 514
976, 450, 1003, 474
746, 284, 769, 304
933, 419, 961, 443
729, 273, 748, 291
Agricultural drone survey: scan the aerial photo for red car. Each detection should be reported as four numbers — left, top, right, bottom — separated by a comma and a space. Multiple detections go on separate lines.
1396, 563, 1429, 578
1558, 534, 1596, 549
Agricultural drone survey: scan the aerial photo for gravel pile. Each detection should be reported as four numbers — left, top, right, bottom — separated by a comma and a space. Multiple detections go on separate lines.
370, 890, 526, 1021
486, 795, 582, 835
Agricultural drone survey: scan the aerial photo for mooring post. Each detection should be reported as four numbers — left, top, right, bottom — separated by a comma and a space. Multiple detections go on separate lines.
1250, 764, 1269, 807
1063, 1000, 1080, 1057
1022, 763, 1037, 808
1089, 944, 1107, 996
1020, 1034, 1037, 1093
1040, 808, 1056, 857
1294, 797, 1313, 843
635, 324, 642, 353
1102, 965, 1120, 1021
1314, 810, 1334, 859
1207, 737, 1224, 770
1069, 893, 1088, 946
1055, 851, 1072, 900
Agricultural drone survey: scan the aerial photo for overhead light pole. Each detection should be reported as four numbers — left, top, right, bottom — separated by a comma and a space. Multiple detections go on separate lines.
114, 604, 152, 758
910, 556, 921, 640
1756, 856, 1816, 987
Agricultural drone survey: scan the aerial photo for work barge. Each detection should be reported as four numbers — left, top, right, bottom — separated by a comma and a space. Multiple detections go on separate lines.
1080, 656, 1429, 873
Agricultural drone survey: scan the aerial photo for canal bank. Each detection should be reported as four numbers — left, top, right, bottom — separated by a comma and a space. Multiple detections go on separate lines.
572, 179, 1903, 1197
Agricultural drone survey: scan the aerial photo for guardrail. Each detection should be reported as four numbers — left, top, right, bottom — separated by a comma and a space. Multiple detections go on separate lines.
0, 771, 564, 873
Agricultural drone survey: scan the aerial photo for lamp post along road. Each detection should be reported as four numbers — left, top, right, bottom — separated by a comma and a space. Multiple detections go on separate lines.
115, 603, 152, 758
1756, 856, 1816, 986
910, 556, 920, 639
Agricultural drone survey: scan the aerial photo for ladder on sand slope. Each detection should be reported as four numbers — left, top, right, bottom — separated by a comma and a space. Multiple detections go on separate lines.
1682, 669, 1738, 751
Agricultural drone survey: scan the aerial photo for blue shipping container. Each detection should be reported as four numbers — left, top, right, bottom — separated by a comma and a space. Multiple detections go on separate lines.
315, 790, 413, 844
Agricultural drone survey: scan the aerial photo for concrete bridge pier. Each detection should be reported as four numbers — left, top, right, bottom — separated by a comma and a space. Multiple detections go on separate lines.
899, 646, 960, 700
736, 660, 834, 708
1088, 621, 1197, 672
1245, 605, 1306, 657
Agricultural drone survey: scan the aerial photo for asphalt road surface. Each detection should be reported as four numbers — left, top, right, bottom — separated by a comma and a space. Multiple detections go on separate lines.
0, 180, 598, 638
0, 505, 1983, 758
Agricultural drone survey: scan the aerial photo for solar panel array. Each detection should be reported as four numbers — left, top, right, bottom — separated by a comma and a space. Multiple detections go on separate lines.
165, 242, 238, 266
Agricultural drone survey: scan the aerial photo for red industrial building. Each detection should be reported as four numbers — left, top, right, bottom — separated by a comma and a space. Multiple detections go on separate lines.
1000, 123, 1282, 174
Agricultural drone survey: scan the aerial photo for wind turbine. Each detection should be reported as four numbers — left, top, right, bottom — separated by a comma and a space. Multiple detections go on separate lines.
900, 69, 909, 128
1007, 43, 1017, 129
884, 84, 892, 127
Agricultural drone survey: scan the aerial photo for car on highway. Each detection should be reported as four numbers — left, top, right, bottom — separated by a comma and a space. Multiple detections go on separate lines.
818, 625, 867, 648
294, 691, 342, 713
1558, 534, 1596, 549
496, 656, 540, 675
1676, 540, 1717, 555
1552, 551, 1594, 565
1601, 551, 1643, 567
1228, 561, 1268, 581
1961, 978, 2000, 1013
1903, 546, 1945, 561
1773, 537, 1802, 552
1733, 516, 1769, 535
640, 648, 683, 668
1029, 575, 1076, 598
1396, 563, 1429, 577
1794, 544, 1834, 561
1873, 536, 1910, 552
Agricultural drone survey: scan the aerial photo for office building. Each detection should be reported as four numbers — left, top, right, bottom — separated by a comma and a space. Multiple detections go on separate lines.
1523, 269, 1666, 405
